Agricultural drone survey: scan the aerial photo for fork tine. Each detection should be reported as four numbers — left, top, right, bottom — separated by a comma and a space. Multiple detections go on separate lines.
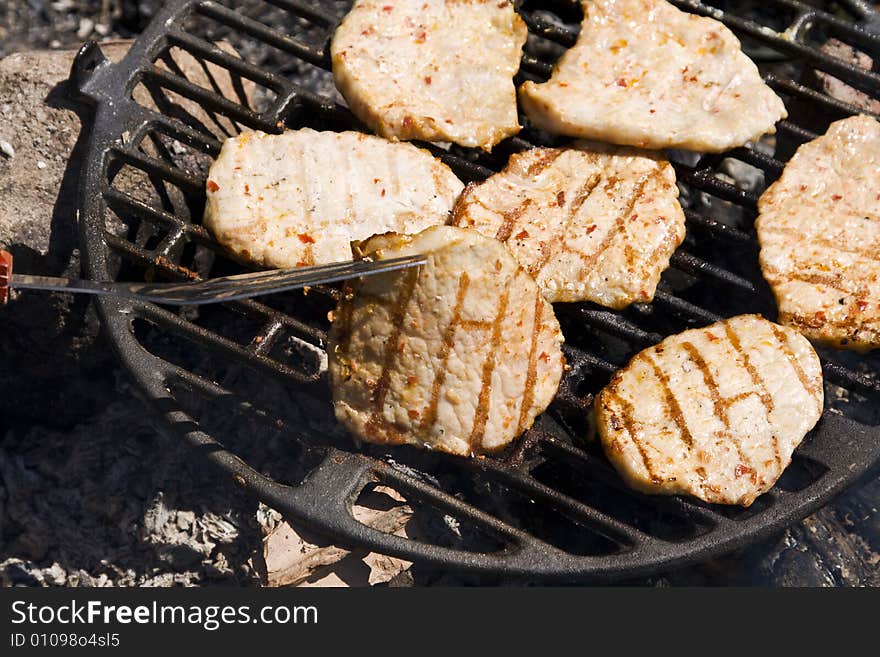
132, 254, 427, 305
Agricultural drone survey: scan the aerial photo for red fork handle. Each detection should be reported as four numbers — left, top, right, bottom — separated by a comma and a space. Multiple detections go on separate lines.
0, 250, 12, 305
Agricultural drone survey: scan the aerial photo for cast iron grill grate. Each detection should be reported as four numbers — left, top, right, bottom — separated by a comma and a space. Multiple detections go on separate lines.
70, 0, 880, 580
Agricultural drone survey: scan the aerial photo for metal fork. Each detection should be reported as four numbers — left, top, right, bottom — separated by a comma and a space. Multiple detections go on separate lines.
0, 250, 424, 306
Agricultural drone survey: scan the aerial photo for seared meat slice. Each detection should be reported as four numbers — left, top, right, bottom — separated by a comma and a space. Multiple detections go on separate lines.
757, 115, 880, 350
203, 129, 463, 268
331, 0, 527, 150
596, 315, 823, 506
451, 143, 685, 307
519, 0, 787, 152
328, 226, 564, 456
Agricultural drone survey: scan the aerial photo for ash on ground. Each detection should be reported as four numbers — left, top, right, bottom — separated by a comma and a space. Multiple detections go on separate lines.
1, 374, 264, 587
1, 1, 161, 59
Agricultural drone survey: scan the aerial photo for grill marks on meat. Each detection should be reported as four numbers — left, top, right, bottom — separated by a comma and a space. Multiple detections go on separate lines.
331, 0, 527, 150
329, 226, 564, 456
756, 115, 880, 350
203, 129, 463, 268
451, 144, 685, 307
721, 322, 782, 470
419, 272, 471, 433
596, 315, 823, 506
518, 0, 787, 152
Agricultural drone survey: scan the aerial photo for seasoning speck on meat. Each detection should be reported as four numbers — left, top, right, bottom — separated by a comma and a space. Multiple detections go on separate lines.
519, 0, 787, 152
203, 129, 463, 268
331, 0, 527, 151
595, 315, 823, 506
328, 226, 564, 456
756, 115, 880, 350
450, 143, 685, 307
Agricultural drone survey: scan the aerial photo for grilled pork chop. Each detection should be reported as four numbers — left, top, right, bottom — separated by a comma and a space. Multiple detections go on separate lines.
203, 129, 463, 268
756, 115, 880, 350
519, 0, 787, 152
331, 0, 527, 150
450, 144, 685, 307
596, 315, 823, 506
328, 226, 564, 456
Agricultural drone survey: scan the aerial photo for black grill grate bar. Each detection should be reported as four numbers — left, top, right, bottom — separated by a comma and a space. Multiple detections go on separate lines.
166, 29, 291, 94
570, 306, 662, 346
141, 66, 275, 131
262, 0, 339, 26
520, 54, 554, 79
105, 188, 343, 314
103, 231, 328, 345
786, 8, 815, 41
154, 226, 189, 258
104, 230, 171, 268
269, 86, 314, 126
197, 0, 328, 68
841, 0, 880, 21
136, 301, 322, 383
653, 287, 726, 324
539, 435, 729, 526
252, 319, 285, 355
144, 113, 223, 156
269, 85, 352, 131
517, 9, 579, 47
724, 146, 784, 178
793, 439, 832, 469
104, 189, 213, 243
718, 0, 819, 17
777, 119, 820, 143
562, 344, 620, 374
669, 0, 880, 95
656, 493, 745, 525
229, 297, 327, 344
670, 250, 759, 293
773, 0, 880, 45
167, 365, 289, 435
475, 459, 649, 545
821, 359, 880, 399
165, 364, 333, 452
682, 209, 753, 243
111, 145, 205, 194
372, 461, 567, 555
673, 163, 759, 208
280, 84, 365, 128
766, 74, 880, 120
435, 153, 497, 182
303, 284, 341, 301
505, 135, 541, 153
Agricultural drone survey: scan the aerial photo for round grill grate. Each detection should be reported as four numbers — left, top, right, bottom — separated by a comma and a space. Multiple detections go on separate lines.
71, 0, 880, 580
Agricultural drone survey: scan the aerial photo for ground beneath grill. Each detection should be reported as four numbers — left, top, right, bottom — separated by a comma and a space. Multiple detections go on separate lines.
1, 2, 878, 587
